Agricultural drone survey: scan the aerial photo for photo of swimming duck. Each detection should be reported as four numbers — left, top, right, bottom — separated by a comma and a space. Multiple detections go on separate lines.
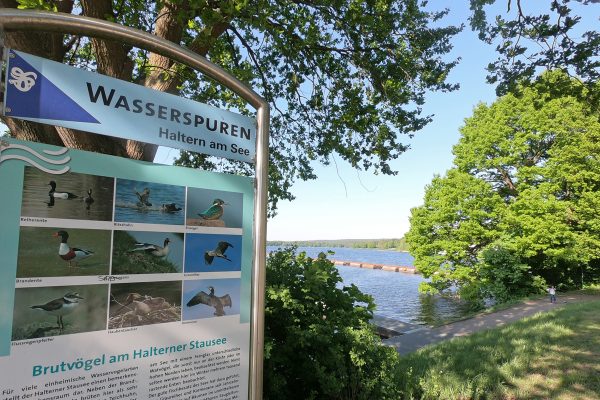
161, 203, 182, 213
84, 188, 94, 210
48, 180, 78, 199
186, 286, 232, 316
21, 167, 115, 221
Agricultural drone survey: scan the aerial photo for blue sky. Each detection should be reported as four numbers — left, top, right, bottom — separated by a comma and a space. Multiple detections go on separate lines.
153, 2, 600, 241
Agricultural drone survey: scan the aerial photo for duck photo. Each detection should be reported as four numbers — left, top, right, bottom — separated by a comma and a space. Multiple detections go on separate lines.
112, 230, 184, 274
16, 226, 111, 278
186, 187, 244, 228
21, 167, 114, 221
12, 284, 109, 340
114, 178, 185, 225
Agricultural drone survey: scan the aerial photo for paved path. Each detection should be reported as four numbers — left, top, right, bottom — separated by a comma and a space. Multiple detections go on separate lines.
384, 293, 600, 356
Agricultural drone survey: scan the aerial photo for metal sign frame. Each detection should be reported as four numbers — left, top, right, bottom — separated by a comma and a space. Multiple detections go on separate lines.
0, 9, 268, 400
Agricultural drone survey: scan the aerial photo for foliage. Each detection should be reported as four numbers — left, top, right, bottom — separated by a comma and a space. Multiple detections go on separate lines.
407, 71, 600, 302
267, 237, 409, 251
469, 0, 600, 99
2, 0, 461, 214
397, 299, 600, 399
263, 248, 403, 399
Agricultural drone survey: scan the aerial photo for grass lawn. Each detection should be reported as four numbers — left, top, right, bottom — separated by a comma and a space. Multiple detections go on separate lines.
397, 300, 600, 399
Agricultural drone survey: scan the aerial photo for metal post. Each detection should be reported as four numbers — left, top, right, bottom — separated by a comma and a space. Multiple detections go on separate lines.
0, 9, 269, 400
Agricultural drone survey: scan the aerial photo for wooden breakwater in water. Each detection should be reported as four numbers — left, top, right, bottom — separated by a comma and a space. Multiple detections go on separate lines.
332, 260, 417, 274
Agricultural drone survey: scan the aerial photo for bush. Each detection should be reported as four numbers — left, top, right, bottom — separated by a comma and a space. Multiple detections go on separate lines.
264, 248, 403, 399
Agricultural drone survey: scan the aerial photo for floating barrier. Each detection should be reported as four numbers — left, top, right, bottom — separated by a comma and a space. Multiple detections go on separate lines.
332, 260, 417, 274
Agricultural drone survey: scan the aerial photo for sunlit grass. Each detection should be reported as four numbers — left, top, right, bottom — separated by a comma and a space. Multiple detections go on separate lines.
397, 300, 600, 399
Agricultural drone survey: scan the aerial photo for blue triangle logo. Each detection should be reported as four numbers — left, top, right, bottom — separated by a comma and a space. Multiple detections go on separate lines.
5, 51, 99, 124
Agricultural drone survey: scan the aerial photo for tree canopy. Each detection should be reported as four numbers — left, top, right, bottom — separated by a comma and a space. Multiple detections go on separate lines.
1, 0, 461, 212
406, 71, 600, 302
469, 0, 600, 98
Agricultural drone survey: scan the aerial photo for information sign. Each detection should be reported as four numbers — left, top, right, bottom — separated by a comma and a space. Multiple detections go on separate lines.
0, 139, 254, 399
3, 49, 257, 163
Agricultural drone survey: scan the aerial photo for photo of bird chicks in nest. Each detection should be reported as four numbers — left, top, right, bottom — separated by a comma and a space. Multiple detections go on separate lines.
108, 281, 182, 328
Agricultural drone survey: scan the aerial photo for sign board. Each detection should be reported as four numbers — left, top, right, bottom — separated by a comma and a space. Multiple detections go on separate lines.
0, 139, 254, 399
3, 49, 257, 163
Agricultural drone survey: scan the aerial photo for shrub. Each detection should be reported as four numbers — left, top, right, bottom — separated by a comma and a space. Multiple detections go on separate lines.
263, 248, 403, 399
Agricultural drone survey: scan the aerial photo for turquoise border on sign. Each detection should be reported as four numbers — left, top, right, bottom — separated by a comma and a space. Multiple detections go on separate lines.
0, 156, 24, 356
0, 139, 254, 356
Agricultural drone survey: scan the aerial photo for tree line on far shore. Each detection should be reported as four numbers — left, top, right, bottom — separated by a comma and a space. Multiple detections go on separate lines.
268, 237, 409, 252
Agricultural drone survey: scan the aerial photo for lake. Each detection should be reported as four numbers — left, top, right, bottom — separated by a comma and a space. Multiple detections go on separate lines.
267, 246, 472, 326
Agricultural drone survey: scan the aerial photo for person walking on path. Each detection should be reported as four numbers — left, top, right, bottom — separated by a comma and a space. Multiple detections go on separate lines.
548, 285, 557, 303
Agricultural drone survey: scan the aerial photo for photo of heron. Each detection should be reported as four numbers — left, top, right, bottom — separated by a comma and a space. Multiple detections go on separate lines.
114, 178, 185, 225
16, 226, 111, 277
21, 167, 114, 221
186, 187, 243, 228
184, 233, 243, 273
182, 278, 240, 320
111, 230, 184, 274
12, 284, 109, 340
109, 281, 182, 328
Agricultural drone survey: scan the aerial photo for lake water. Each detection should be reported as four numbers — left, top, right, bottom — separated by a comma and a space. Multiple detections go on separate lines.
267, 246, 471, 326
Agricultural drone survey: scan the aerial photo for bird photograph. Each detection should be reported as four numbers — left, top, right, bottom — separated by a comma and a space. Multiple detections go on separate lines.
185, 233, 242, 273
53, 230, 94, 268
186, 187, 243, 228
114, 178, 185, 225
198, 198, 228, 220
108, 281, 182, 328
135, 187, 152, 207
48, 180, 78, 199
182, 279, 240, 320
12, 285, 109, 340
204, 241, 234, 265
16, 226, 111, 277
30, 292, 83, 331
84, 188, 94, 210
161, 203, 182, 213
20, 167, 114, 221
112, 230, 183, 274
